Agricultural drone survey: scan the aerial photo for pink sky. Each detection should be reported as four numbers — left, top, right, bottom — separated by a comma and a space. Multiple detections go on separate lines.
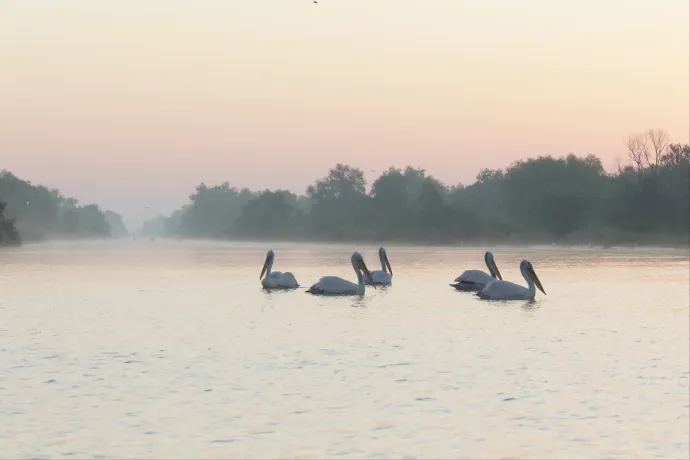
1, 0, 688, 229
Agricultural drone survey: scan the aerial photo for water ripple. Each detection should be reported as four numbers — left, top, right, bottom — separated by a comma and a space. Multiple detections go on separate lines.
0, 240, 688, 458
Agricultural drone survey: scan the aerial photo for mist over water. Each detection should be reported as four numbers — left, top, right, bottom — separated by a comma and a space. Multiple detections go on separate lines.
1, 1, 688, 457
1, 240, 688, 458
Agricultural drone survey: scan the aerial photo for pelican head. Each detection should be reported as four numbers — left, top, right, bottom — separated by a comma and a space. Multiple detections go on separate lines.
520, 259, 545, 295
484, 251, 502, 280
352, 251, 375, 287
378, 247, 393, 275
260, 249, 275, 279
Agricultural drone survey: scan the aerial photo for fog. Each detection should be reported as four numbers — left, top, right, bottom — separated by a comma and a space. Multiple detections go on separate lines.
6, 131, 686, 248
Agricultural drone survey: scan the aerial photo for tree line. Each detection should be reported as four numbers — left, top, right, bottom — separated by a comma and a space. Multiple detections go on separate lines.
142, 130, 689, 247
0, 170, 128, 247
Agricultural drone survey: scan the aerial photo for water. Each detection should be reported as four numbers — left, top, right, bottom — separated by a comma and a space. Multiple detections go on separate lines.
1, 240, 688, 459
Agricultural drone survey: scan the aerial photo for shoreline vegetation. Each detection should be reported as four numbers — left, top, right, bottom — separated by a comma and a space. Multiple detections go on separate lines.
7, 235, 690, 251
141, 130, 689, 249
2, 129, 689, 249
0, 170, 127, 247
164, 234, 690, 250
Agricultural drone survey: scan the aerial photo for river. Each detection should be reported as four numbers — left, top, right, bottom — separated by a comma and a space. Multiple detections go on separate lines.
1, 240, 688, 458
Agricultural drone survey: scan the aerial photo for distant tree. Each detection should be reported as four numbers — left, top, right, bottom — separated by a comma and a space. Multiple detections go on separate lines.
104, 211, 128, 238
500, 154, 608, 237
415, 178, 450, 240
661, 143, 690, 166
0, 170, 114, 241
306, 164, 366, 201
234, 190, 303, 239
0, 200, 21, 246
475, 168, 505, 184
306, 164, 369, 240
625, 129, 670, 170
174, 182, 255, 238
148, 130, 690, 246
370, 166, 426, 238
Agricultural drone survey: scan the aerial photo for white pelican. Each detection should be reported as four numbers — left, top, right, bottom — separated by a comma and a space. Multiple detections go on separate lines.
306, 252, 376, 296
365, 247, 393, 286
260, 249, 299, 289
450, 251, 502, 291
476, 259, 546, 300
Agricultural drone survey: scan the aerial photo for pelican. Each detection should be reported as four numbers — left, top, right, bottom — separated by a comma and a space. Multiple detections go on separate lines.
306, 252, 376, 296
365, 247, 393, 286
450, 251, 502, 291
476, 259, 546, 300
260, 249, 299, 289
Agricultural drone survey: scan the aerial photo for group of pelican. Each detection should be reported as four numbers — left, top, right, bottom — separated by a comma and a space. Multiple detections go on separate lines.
260, 247, 392, 296
259, 247, 545, 301
449, 251, 546, 300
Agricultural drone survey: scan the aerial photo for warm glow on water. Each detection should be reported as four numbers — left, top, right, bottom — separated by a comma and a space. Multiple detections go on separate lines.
1, 240, 688, 458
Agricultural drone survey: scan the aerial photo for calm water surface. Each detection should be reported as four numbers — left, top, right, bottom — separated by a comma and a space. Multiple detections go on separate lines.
1, 240, 688, 459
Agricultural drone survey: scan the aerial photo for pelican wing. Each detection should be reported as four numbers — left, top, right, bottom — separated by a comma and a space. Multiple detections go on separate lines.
275, 272, 299, 289
450, 281, 483, 291
476, 280, 529, 300
454, 269, 494, 284
451, 269, 495, 291
262, 271, 299, 289
307, 276, 359, 295
366, 270, 392, 286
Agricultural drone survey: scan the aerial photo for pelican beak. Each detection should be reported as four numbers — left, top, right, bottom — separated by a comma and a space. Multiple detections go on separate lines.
360, 261, 376, 289
528, 265, 546, 295
491, 259, 502, 280
385, 253, 393, 275
260, 256, 269, 279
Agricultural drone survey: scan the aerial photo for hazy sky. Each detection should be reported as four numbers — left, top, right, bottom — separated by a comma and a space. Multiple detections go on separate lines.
1, 0, 688, 230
